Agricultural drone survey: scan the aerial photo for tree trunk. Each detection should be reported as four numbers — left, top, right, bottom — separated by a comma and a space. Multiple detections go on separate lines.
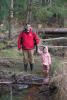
49, 0, 52, 6
40, 0, 42, 5
0, 5, 2, 24
9, 0, 14, 39
26, 0, 33, 23
45, 0, 47, 4
47, 0, 52, 6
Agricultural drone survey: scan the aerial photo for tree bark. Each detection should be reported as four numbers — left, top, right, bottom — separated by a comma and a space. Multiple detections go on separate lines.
49, 0, 52, 6
48, 0, 52, 6
45, 0, 47, 4
9, 0, 14, 39
40, 0, 42, 5
26, 0, 33, 23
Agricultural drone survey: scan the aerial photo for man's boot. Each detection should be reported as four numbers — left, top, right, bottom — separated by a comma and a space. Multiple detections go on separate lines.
24, 64, 28, 72
30, 63, 34, 72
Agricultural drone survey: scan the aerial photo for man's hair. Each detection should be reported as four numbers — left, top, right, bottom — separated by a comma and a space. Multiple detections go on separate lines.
26, 22, 31, 26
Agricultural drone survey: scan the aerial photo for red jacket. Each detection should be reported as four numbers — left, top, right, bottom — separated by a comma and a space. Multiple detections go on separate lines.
18, 29, 39, 50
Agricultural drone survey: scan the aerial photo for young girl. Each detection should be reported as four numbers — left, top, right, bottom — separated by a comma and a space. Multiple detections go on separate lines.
38, 46, 51, 84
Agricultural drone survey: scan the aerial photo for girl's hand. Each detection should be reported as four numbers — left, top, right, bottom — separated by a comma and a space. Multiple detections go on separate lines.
37, 45, 39, 49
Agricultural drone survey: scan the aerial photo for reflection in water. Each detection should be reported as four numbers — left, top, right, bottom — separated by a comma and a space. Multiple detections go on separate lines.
26, 86, 49, 100
0, 85, 54, 100
27, 86, 40, 100
18, 84, 29, 89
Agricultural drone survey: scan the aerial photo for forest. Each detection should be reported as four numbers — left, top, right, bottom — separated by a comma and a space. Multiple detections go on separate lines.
0, 0, 67, 25
0, 0, 67, 100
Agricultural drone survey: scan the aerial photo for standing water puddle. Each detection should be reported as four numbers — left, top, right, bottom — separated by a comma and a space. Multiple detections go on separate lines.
0, 83, 57, 100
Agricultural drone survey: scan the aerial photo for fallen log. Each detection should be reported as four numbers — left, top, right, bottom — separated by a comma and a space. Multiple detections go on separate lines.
40, 37, 67, 41
39, 45, 67, 48
0, 80, 44, 86
38, 28, 67, 33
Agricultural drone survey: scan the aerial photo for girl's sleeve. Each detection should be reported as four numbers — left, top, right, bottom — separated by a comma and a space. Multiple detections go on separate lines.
38, 48, 42, 54
48, 54, 51, 64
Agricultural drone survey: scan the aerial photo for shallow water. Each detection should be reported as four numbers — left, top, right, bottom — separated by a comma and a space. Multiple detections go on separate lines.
0, 84, 52, 100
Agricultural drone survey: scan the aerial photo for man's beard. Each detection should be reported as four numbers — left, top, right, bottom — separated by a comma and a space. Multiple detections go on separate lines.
25, 28, 30, 34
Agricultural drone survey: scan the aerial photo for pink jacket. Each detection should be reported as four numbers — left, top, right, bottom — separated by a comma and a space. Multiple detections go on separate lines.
38, 46, 51, 65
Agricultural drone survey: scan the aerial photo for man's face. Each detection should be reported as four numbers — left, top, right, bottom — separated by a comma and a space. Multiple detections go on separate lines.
26, 24, 31, 32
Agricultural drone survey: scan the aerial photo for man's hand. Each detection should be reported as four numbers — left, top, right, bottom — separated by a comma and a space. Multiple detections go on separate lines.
18, 49, 22, 55
36, 45, 39, 53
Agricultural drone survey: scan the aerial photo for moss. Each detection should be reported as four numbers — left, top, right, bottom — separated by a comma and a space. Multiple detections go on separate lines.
0, 47, 62, 76
0, 47, 23, 59
0, 43, 7, 49
50, 57, 63, 75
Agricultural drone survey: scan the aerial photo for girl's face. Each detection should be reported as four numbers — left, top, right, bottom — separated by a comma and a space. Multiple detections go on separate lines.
43, 48, 47, 53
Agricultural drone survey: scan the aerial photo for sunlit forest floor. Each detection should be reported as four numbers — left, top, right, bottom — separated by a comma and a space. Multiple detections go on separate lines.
0, 47, 63, 76
0, 37, 67, 100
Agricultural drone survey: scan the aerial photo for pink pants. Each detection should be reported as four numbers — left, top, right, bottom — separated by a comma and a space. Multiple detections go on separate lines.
43, 65, 50, 71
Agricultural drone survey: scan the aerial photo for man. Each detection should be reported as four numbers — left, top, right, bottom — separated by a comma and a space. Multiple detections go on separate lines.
18, 23, 39, 72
